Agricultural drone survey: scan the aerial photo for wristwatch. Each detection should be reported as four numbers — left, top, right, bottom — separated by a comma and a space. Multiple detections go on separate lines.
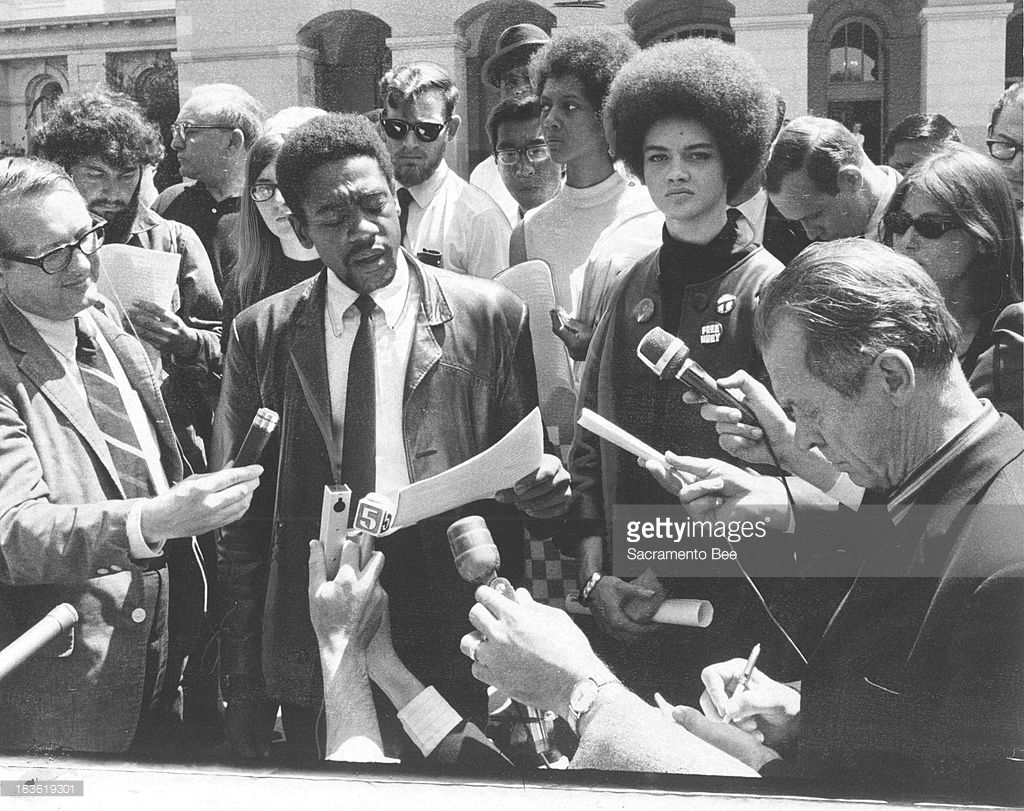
567, 676, 621, 735
579, 572, 603, 605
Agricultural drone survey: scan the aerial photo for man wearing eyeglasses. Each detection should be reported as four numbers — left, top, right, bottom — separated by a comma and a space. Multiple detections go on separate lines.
0, 157, 263, 754
34, 89, 228, 745
378, 63, 511, 279
156, 84, 267, 292
470, 24, 553, 226
485, 95, 562, 220
766, 116, 901, 243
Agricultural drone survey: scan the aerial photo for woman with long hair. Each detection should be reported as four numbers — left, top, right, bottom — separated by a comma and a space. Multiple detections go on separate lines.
882, 142, 1023, 378
222, 107, 323, 342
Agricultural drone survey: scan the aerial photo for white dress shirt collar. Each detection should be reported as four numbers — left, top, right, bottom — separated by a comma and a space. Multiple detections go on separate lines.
402, 159, 449, 209
325, 249, 411, 336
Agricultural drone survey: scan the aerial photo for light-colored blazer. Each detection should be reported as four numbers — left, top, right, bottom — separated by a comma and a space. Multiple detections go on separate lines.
0, 294, 184, 753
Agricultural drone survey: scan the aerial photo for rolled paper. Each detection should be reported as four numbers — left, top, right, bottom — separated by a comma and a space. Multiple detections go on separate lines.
653, 599, 714, 628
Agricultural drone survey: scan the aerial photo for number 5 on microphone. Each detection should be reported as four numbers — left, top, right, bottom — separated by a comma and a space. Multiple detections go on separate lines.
354, 493, 395, 536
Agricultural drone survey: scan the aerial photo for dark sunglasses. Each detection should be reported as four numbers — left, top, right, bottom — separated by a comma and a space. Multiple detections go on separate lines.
883, 210, 960, 239
381, 117, 449, 143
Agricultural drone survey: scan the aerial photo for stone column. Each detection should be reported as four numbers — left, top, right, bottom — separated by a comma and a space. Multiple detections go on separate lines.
386, 34, 470, 177
732, 0, 814, 118
919, 1, 1012, 148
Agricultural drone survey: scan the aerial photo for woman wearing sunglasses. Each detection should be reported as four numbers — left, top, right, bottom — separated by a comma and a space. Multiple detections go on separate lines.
881, 142, 1022, 380
222, 107, 324, 345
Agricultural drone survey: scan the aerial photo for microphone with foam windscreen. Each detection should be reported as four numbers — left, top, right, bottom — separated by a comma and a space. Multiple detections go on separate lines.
447, 516, 516, 601
636, 328, 757, 424
0, 603, 78, 684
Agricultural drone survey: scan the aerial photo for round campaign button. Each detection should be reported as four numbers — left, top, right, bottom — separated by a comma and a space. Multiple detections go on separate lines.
131, 608, 147, 624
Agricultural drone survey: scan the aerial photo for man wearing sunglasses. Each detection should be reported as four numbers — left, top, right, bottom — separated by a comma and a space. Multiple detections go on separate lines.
0, 157, 263, 754
378, 63, 511, 279
767, 116, 901, 243
485, 95, 562, 220
156, 84, 267, 293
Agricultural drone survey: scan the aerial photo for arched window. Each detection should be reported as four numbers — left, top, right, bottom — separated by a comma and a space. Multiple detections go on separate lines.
829, 20, 880, 84
1006, 11, 1023, 86
826, 18, 884, 162
655, 23, 734, 45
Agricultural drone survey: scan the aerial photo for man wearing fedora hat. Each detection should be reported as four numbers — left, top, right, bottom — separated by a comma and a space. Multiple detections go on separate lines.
471, 23, 554, 226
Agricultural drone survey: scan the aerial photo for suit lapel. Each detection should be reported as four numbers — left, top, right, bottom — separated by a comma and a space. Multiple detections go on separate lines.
288, 272, 337, 469
92, 307, 184, 485
405, 252, 449, 401
0, 296, 124, 495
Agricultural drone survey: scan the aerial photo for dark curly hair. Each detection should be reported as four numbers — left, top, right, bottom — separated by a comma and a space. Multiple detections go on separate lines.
276, 113, 393, 222
603, 38, 776, 198
33, 90, 163, 171
530, 26, 638, 114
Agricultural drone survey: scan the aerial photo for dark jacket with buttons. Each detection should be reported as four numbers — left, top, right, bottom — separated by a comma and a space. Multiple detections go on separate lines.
0, 296, 194, 753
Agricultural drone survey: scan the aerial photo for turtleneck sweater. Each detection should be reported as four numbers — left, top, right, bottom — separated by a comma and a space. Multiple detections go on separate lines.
522, 171, 653, 312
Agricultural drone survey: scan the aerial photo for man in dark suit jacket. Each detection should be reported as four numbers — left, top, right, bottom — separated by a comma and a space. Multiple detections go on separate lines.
463, 240, 1023, 795
213, 113, 570, 760
0, 158, 262, 753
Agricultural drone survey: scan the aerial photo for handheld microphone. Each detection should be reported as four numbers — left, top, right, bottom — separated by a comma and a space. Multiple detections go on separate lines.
636, 328, 757, 424
230, 407, 279, 467
447, 516, 516, 600
0, 603, 78, 684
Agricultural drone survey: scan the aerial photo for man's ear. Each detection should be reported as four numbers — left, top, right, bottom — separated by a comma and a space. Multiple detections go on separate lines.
289, 212, 315, 250
871, 348, 916, 404
836, 165, 863, 196
446, 114, 461, 142
227, 128, 246, 152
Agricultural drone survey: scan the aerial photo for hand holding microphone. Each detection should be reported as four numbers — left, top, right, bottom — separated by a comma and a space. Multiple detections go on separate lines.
636, 328, 757, 424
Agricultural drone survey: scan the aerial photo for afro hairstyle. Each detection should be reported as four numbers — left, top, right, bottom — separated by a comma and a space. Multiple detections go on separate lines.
275, 112, 393, 222
603, 38, 777, 198
33, 90, 163, 171
530, 26, 638, 114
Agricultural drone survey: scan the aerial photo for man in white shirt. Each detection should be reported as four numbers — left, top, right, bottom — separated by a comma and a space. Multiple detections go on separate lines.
214, 113, 570, 759
766, 115, 900, 242
378, 62, 511, 278
0, 157, 262, 754
470, 23, 552, 226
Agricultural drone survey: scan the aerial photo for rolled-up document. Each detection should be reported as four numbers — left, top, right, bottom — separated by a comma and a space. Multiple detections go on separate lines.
565, 594, 713, 628
578, 408, 696, 486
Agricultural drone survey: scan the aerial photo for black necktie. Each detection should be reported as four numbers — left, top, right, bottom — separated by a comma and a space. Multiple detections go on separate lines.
397, 187, 413, 246
341, 295, 377, 523
75, 317, 155, 499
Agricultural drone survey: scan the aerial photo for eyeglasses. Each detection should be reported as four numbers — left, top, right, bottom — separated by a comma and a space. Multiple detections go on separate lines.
883, 210, 959, 239
381, 117, 449, 143
495, 145, 551, 166
987, 138, 1022, 161
171, 122, 233, 141
0, 218, 106, 274
249, 182, 279, 203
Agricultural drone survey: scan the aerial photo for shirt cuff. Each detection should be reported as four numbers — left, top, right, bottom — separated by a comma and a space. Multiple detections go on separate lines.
825, 473, 865, 511
396, 686, 463, 757
127, 500, 166, 559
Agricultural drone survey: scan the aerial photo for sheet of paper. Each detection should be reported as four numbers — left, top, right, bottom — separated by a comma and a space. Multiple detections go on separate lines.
388, 407, 545, 529
95, 243, 180, 319
95, 243, 181, 371
494, 261, 577, 447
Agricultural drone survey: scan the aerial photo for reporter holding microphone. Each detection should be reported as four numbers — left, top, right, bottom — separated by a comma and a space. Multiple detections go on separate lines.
0, 157, 263, 754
